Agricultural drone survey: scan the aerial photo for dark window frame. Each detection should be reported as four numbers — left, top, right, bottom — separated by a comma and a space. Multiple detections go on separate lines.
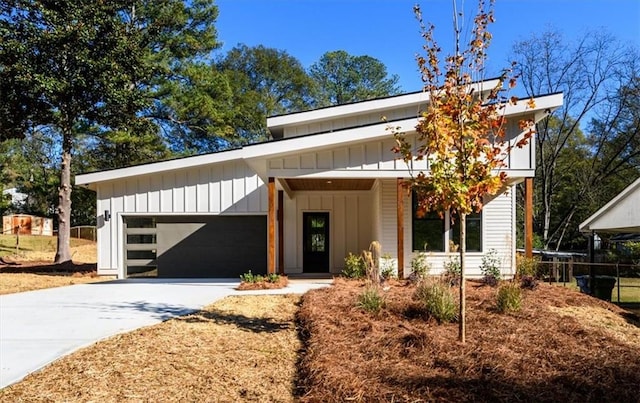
411, 192, 483, 252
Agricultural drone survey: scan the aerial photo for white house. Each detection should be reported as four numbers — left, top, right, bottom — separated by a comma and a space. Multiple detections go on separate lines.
579, 177, 640, 234
76, 79, 563, 279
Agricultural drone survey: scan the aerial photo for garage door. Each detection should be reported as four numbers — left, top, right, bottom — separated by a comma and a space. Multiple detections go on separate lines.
124, 216, 267, 278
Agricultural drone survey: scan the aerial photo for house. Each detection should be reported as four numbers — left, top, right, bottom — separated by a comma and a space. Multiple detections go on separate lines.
75, 79, 563, 279
579, 177, 640, 235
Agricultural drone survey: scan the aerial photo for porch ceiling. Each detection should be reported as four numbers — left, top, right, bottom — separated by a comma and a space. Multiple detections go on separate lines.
285, 178, 375, 191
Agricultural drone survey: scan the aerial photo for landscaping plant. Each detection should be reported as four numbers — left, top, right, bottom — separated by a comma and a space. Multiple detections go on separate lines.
496, 282, 523, 313
389, 1, 536, 341
480, 249, 501, 286
409, 253, 431, 281
356, 285, 385, 314
380, 253, 397, 280
414, 280, 458, 323
342, 252, 365, 279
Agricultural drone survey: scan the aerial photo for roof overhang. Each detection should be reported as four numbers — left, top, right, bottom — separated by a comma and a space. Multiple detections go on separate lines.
267, 78, 502, 137
579, 177, 640, 234
75, 91, 563, 188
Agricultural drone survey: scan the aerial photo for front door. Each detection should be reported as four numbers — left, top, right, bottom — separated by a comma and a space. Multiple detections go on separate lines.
303, 212, 330, 272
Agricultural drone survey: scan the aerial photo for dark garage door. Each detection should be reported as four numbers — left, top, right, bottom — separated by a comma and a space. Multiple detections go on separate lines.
155, 215, 267, 278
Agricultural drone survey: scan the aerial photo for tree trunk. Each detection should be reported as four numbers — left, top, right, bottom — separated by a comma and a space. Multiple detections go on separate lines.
459, 212, 466, 344
54, 131, 73, 264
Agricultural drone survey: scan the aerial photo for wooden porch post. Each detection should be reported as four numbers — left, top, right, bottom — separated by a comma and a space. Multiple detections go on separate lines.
268, 177, 276, 274
397, 178, 405, 279
525, 177, 534, 258
277, 190, 284, 275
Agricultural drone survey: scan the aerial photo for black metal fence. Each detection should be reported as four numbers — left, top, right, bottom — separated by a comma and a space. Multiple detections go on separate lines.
536, 260, 639, 305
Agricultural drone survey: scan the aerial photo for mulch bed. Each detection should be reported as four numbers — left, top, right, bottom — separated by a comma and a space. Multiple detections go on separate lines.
237, 276, 289, 290
296, 278, 640, 402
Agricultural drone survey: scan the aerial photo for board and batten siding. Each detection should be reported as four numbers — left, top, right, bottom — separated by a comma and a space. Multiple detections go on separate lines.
375, 179, 515, 278
269, 127, 534, 179
282, 105, 418, 138
95, 160, 267, 274
283, 191, 372, 274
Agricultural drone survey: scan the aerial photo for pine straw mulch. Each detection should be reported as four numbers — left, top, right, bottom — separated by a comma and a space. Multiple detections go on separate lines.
296, 278, 640, 402
0, 294, 302, 402
237, 276, 289, 290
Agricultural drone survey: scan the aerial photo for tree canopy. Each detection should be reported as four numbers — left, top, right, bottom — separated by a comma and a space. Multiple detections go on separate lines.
310, 50, 401, 106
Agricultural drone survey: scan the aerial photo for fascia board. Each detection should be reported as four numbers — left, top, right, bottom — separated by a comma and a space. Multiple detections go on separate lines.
579, 177, 640, 232
245, 117, 419, 161
267, 79, 501, 130
75, 148, 246, 185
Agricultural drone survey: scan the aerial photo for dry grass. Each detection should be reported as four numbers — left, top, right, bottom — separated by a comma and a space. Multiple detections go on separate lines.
0, 295, 301, 402
0, 239, 105, 294
0, 234, 96, 263
0, 272, 114, 295
297, 278, 640, 402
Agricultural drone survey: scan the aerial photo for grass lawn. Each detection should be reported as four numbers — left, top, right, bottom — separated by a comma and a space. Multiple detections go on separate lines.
0, 295, 301, 402
554, 276, 640, 304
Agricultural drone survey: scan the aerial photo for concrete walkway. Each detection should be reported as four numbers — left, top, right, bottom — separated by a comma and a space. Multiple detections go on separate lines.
0, 278, 331, 389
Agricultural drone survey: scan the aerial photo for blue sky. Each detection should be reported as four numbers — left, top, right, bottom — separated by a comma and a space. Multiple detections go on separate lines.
214, 0, 640, 93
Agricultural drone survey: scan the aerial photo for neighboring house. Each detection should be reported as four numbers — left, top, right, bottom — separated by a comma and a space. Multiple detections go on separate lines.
76, 79, 563, 279
579, 177, 640, 259
2, 187, 27, 206
579, 177, 640, 235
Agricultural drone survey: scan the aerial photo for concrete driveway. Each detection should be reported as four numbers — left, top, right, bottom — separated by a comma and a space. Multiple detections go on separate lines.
0, 278, 330, 389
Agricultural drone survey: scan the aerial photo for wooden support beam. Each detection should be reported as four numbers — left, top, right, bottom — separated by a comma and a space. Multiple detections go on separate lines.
525, 177, 533, 258
277, 190, 284, 275
268, 177, 276, 274
397, 178, 404, 279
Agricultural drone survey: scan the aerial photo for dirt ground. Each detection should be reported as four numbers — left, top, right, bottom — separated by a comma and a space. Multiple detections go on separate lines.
297, 278, 640, 402
0, 294, 302, 402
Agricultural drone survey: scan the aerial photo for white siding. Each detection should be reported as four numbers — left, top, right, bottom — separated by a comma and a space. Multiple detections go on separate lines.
377, 183, 515, 278
282, 105, 419, 138
283, 192, 372, 274
268, 133, 534, 178
95, 160, 266, 274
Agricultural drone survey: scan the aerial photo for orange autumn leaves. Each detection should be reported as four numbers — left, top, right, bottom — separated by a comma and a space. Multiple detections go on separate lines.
392, 1, 535, 218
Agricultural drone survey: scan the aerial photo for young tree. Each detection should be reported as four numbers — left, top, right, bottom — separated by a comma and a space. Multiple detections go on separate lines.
391, 1, 534, 342
310, 50, 401, 106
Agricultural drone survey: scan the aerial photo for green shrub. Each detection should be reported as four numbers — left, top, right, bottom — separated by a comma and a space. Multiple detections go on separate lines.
380, 253, 397, 280
496, 282, 523, 313
342, 252, 366, 279
240, 270, 261, 283
266, 273, 281, 283
516, 255, 539, 278
414, 280, 458, 323
409, 253, 431, 281
480, 249, 501, 285
357, 285, 385, 313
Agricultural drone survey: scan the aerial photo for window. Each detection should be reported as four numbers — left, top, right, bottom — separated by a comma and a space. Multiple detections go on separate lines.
412, 193, 445, 251
412, 192, 483, 252
451, 212, 482, 252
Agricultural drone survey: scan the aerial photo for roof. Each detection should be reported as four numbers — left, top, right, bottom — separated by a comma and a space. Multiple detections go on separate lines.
267, 78, 501, 138
579, 177, 640, 234
75, 88, 563, 187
